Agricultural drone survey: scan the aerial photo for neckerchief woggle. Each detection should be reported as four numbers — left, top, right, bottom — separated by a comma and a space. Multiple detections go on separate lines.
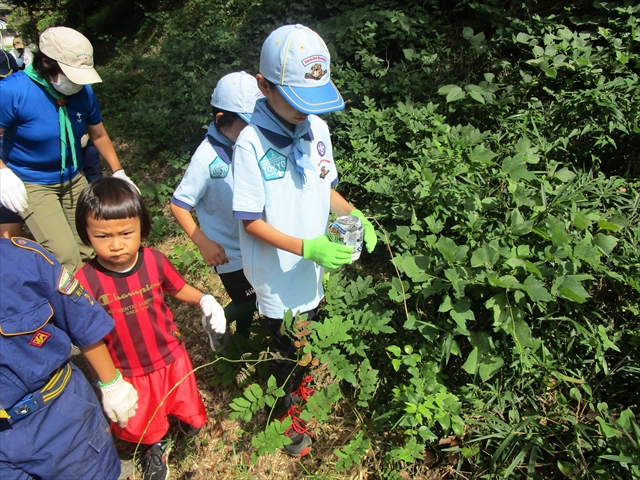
206, 122, 234, 163
24, 64, 78, 174
250, 97, 315, 181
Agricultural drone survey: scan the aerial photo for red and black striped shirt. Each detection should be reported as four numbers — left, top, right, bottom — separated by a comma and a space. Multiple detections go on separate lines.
76, 247, 187, 377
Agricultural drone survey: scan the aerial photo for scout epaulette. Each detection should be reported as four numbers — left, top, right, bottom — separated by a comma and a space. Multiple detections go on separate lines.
10, 237, 55, 265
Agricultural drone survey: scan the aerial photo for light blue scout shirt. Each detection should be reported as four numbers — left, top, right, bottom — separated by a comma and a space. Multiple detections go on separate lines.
232, 113, 338, 319
0, 72, 102, 185
171, 125, 242, 274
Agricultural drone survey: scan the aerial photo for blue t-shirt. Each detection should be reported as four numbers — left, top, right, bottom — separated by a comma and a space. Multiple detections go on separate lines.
0, 72, 103, 184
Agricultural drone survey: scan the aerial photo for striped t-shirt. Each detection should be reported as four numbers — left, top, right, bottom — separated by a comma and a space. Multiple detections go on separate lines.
76, 247, 187, 377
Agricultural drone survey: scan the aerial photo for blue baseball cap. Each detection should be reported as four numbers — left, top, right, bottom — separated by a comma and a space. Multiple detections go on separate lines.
210, 71, 262, 123
0, 50, 19, 78
260, 24, 344, 115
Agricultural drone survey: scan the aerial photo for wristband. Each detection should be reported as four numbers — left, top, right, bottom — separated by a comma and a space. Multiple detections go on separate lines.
98, 369, 121, 388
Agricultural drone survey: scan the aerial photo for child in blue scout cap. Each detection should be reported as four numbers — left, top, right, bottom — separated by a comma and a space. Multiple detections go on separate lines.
0, 237, 138, 480
232, 24, 378, 457
171, 71, 262, 351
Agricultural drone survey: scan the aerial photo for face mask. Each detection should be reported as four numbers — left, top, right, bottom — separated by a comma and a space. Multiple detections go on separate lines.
51, 74, 83, 96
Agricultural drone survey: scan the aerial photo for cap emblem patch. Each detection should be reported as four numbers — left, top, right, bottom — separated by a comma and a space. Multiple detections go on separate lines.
305, 63, 327, 81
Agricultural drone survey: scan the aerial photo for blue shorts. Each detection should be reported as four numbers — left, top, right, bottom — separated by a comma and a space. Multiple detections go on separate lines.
0, 363, 120, 480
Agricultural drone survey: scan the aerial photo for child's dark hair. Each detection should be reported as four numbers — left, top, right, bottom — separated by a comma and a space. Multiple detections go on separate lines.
75, 177, 151, 245
212, 107, 243, 131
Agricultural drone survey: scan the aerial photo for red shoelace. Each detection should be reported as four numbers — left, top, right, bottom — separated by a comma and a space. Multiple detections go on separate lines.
291, 375, 315, 403
278, 405, 311, 437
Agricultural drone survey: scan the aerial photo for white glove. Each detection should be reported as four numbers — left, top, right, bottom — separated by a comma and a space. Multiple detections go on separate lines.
0, 168, 28, 213
200, 294, 226, 334
112, 169, 140, 193
99, 370, 139, 427
80, 133, 90, 148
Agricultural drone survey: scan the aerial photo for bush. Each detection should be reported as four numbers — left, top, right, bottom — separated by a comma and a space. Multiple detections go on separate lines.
87, 0, 640, 476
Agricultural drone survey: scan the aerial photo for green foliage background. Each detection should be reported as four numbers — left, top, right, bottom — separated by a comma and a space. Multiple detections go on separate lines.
9, 0, 639, 476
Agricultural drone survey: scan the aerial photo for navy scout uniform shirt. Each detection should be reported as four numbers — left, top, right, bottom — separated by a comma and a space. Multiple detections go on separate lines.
0, 237, 114, 409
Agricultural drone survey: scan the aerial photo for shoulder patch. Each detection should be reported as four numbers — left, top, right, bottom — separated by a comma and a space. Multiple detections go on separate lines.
208, 156, 230, 179
11, 237, 55, 265
58, 268, 86, 303
258, 148, 287, 181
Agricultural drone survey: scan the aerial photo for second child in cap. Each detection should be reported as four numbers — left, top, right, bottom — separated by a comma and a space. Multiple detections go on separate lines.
232, 24, 378, 457
171, 71, 262, 351
0, 26, 136, 274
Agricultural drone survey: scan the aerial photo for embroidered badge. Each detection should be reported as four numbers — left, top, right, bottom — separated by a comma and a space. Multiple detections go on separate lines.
76, 112, 82, 123
302, 55, 328, 81
58, 268, 79, 295
317, 141, 326, 156
258, 149, 287, 181
209, 156, 230, 179
29, 330, 51, 348
319, 166, 330, 179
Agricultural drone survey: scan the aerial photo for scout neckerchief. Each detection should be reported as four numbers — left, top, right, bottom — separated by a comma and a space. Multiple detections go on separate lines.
250, 97, 315, 181
206, 122, 234, 164
24, 64, 78, 174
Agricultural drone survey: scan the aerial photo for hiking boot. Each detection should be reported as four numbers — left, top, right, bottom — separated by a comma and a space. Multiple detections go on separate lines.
201, 314, 230, 353
141, 442, 170, 480
277, 405, 312, 457
291, 375, 315, 404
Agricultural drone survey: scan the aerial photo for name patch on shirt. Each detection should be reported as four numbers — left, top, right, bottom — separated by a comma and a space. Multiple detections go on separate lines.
258, 149, 287, 181
209, 157, 229, 179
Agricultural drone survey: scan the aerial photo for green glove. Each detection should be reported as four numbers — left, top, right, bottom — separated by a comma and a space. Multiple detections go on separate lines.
351, 209, 377, 253
303, 234, 353, 268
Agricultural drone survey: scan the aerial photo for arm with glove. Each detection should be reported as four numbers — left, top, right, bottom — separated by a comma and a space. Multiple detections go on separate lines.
81, 340, 138, 427
0, 160, 28, 214
243, 218, 353, 269
242, 190, 377, 269
86, 122, 139, 193
172, 284, 227, 335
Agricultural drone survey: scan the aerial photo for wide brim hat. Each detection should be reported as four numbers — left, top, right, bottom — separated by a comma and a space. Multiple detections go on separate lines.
260, 24, 344, 115
39, 27, 102, 84
211, 71, 262, 123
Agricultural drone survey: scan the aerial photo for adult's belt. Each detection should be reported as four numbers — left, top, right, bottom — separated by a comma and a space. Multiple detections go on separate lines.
0, 363, 73, 421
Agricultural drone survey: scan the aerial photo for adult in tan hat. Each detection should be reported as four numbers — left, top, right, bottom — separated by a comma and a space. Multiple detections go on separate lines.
0, 26, 138, 273
9, 37, 33, 70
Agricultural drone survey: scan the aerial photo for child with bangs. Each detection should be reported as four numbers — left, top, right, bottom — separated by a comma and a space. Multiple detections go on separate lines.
74, 177, 226, 480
